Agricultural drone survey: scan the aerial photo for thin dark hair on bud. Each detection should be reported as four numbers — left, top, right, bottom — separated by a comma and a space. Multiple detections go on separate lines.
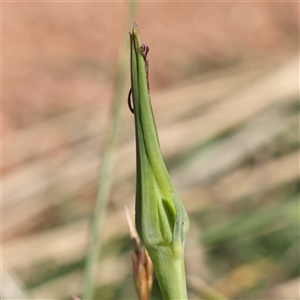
128, 88, 134, 114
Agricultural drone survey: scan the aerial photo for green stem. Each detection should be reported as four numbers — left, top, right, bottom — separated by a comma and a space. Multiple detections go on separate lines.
148, 247, 188, 299
82, 2, 137, 299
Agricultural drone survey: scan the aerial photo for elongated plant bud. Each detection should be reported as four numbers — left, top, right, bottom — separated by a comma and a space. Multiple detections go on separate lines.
129, 23, 190, 299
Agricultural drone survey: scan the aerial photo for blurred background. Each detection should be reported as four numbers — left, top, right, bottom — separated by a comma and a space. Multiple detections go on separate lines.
2, 1, 299, 299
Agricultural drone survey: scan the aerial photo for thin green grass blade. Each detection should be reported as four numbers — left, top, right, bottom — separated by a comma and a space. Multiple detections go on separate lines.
82, 2, 137, 299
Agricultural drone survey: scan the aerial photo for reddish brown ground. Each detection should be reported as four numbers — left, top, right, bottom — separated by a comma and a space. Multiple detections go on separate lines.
3, 2, 299, 134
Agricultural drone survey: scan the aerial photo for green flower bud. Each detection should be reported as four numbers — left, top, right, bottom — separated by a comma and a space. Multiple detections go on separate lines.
129, 23, 190, 300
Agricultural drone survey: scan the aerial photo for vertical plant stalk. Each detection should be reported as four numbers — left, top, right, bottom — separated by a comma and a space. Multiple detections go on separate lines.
129, 24, 190, 300
82, 2, 137, 299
